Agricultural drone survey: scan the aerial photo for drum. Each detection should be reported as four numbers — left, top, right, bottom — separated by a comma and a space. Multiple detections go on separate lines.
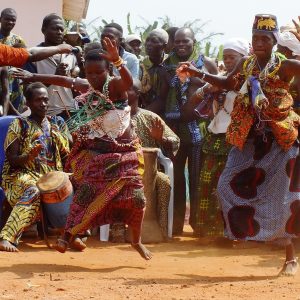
141, 148, 164, 243
36, 171, 73, 229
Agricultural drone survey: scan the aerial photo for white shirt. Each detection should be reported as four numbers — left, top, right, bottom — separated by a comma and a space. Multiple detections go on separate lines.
208, 91, 237, 134
34, 53, 77, 116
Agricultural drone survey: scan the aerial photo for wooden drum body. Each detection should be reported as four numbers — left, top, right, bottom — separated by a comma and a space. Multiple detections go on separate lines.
36, 171, 73, 228
141, 148, 164, 243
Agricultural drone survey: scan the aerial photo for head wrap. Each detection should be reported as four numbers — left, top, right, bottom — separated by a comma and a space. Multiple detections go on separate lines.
276, 31, 300, 56
149, 28, 169, 43
125, 34, 141, 44
280, 23, 296, 33
223, 38, 250, 56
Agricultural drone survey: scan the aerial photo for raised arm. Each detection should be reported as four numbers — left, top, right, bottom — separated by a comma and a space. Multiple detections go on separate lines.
11, 68, 89, 93
101, 37, 133, 95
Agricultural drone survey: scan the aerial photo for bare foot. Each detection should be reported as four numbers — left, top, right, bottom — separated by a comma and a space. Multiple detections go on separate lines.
131, 242, 152, 260
0, 239, 19, 252
70, 237, 86, 251
280, 259, 299, 276
54, 238, 68, 253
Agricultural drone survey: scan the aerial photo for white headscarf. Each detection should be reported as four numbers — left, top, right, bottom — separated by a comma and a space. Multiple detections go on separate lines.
276, 31, 300, 56
223, 38, 250, 56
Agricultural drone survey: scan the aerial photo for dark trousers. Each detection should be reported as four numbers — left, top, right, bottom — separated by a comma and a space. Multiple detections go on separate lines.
173, 142, 202, 234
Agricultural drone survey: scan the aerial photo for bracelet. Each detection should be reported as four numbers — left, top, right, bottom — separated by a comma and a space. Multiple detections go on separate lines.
113, 57, 124, 67
195, 87, 205, 98
116, 61, 127, 70
71, 78, 76, 89
199, 72, 206, 81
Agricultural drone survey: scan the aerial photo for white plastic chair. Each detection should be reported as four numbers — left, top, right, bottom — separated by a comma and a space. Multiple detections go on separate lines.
99, 149, 174, 241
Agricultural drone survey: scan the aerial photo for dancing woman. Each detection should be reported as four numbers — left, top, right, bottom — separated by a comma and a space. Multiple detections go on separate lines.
54, 37, 152, 260
178, 14, 300, 275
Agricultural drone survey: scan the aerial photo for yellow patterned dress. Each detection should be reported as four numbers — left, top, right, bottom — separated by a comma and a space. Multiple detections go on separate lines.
0, 116, 70, 245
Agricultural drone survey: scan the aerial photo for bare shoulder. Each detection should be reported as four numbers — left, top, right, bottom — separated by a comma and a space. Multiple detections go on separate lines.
203, 56, 218, 74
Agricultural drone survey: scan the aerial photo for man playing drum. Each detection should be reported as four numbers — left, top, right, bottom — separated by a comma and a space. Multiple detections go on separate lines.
0, 82, 71, 252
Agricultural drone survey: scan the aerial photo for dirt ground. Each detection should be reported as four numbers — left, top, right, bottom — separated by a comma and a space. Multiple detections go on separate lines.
0, 227, 300, 300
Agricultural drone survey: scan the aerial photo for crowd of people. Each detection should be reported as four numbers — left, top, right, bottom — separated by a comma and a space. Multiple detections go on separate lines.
0, 7, 300, 276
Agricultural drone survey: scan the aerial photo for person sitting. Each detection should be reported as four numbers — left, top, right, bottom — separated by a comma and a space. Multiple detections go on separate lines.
54, 38, 152, 260
0, 82, 71, 252
129, 79, 179, 239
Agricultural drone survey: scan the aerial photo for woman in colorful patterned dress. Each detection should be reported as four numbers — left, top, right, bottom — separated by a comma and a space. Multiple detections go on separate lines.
55, 38, 152, 260
177, 14, 300, 275
182, 38, 249, 240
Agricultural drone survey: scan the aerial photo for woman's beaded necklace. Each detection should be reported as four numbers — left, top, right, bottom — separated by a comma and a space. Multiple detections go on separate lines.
244, 53, 281, 82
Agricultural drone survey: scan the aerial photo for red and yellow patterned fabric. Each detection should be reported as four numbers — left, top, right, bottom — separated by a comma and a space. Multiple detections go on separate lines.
226, 54, 300, 151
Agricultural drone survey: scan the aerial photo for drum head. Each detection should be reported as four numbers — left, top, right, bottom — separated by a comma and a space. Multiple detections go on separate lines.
37, 171, 67, 193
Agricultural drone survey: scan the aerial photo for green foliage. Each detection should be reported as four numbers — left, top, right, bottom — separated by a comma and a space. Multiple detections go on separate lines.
82, 13, 224, 58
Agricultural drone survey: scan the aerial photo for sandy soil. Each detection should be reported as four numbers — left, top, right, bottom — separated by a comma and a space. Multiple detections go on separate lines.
0, 227, 300, 300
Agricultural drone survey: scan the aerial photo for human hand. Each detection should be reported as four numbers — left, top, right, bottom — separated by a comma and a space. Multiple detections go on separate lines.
149, 118, 164, 143
28, 144, 43, 160
176, 62, 201, 82
55, 63, 69, 76
100, 37, 120, 63
57, 43, 73, 54
291, 16, 300, 41
10, 68, 34, 81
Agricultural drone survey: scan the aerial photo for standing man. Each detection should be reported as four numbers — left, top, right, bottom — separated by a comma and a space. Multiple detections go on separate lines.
164, 27, 218, 236
140, 28, 170, 116
101, 23, 140, 79
125, 34, 143, 59
27, 13, 78, 119
0, 8, 27, 115
0, 8, 25, 46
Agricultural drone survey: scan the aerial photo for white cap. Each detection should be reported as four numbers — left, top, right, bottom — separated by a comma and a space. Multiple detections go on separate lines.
125, 34, 141, 44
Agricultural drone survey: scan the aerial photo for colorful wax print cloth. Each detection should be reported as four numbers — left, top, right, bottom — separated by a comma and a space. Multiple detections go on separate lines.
195, 133, 231, 237
0, 116, 70, 244
64, 136, 146, 236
